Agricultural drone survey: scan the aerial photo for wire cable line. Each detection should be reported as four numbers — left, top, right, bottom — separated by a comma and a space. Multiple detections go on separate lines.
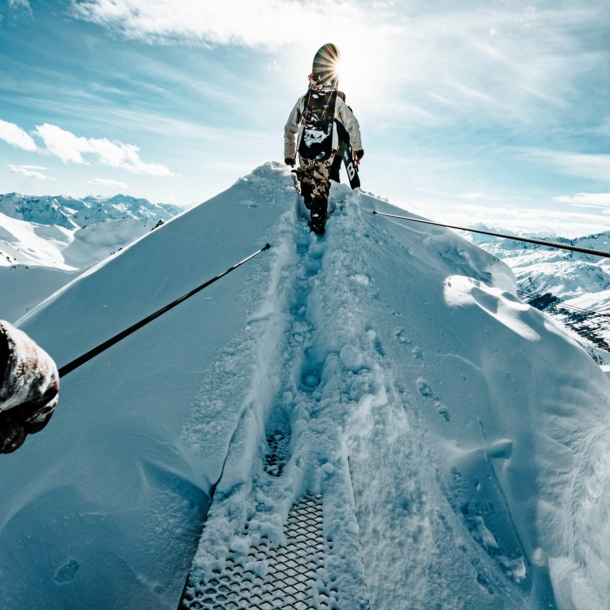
373, 211, 610, 259
58, 244, 272, 378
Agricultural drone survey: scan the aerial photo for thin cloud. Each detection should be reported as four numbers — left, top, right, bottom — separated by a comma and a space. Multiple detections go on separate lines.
445, 78, 494, 103
523, 149, 610, 182
1, 118, 174, 177
88, 178, 129, 188
8, 0, 32, 13
554, 193, 610, 208
0, 119, 38, 152
457, 192, 485, 200
68, 1, 610, 132
9, 164, 55, 180
402, 198, 610, 239
70, 0, 367, 47
32, 123, 175, 176
597, 118, 610, 136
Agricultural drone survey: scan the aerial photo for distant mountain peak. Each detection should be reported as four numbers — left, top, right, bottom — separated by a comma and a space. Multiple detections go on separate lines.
0, 192, 182, 229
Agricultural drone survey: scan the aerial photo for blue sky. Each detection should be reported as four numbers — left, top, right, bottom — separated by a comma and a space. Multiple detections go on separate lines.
1, 0, 609, 236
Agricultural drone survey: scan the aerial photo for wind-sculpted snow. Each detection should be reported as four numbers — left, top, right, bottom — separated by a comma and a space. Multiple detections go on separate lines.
0, 163, 295, 609
183, 176, 610, 609
473, 230, 610, 363
1, 163, 610, 609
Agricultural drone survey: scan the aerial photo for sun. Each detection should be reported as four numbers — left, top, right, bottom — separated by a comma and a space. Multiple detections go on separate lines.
330, 38, 393, 106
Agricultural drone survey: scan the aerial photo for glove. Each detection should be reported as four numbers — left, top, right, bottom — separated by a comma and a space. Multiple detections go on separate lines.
0, 321, 59, 453
354, 150, 364, 162
285, 158, 295, 167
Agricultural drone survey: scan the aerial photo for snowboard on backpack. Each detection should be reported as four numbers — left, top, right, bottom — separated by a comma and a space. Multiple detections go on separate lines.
342, 139, 360, 189
330, 119, 360, 190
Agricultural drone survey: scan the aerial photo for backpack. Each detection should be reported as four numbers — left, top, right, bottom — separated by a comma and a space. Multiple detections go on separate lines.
298, 89, 338, 162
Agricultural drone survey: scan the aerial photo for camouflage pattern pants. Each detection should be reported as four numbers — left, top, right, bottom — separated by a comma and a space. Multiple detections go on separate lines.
295, 155, 335, 235
295, 156, 333, 204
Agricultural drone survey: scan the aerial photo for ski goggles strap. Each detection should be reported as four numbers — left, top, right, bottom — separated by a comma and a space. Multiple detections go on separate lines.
308, 72, 336, 92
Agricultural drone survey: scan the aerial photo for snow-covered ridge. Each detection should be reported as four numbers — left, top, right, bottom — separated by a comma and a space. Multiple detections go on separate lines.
0, 192, 181, 229
0, 213, 164, 271
0, 193, 183, 323
2, 163, 610, 610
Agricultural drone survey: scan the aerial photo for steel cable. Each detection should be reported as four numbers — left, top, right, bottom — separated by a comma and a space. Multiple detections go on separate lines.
58, 244, 271, 378
373, 211, 610, 259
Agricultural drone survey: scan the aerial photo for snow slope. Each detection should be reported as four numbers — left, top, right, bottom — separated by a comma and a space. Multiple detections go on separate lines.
0, 212, 166, 322
1, 163, 610, 610
471, 229, 610, 303
470, 229, 610, 358
0, 192, 181, 322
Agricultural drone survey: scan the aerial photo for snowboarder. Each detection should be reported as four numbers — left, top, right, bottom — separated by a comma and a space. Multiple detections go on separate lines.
0, 320, 59, 454
284, 43, 364, 235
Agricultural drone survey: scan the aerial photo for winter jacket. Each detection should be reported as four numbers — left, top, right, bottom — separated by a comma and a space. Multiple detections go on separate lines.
284, 92, 363, 161
0, 320, 59, 453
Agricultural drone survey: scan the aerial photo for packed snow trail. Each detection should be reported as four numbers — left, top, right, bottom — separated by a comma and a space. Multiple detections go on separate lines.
180, 193, 371, 608
180, 182, 544, 609
3, 164, 610, 609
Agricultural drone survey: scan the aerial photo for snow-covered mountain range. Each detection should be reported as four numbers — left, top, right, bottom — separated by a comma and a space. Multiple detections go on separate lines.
1, 163, 609, 610
468, 226, 610, 357
0, 192, 181, 229
0, 193, 182, 322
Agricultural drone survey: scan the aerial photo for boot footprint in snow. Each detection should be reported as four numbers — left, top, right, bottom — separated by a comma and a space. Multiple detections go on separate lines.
309, 196, 328, 235
310, 213, 326, 236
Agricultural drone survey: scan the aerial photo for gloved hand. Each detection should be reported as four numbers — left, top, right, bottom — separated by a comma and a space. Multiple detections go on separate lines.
354, 150, 364, 162
0, 321, 59, 454
285, 158, 295, 167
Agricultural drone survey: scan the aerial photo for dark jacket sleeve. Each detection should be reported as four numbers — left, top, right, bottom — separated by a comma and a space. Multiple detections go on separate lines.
335, 97, 363, 151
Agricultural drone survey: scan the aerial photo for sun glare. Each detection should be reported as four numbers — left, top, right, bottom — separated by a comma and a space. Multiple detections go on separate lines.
332, 39, 393, 106
287, 35, 395, 110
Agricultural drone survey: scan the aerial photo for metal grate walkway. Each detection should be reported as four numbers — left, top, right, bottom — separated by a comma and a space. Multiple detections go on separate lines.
180, 493, 333, 610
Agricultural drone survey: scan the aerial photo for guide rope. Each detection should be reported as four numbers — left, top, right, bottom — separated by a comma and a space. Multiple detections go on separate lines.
58, 244, 272, 378
373, 211, 610, 259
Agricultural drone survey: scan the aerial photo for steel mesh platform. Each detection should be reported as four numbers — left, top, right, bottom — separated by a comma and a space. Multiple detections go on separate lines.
180, 493, 333, 610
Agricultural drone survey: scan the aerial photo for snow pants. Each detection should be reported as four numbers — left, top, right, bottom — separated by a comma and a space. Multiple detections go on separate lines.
296, 155, 334, 235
